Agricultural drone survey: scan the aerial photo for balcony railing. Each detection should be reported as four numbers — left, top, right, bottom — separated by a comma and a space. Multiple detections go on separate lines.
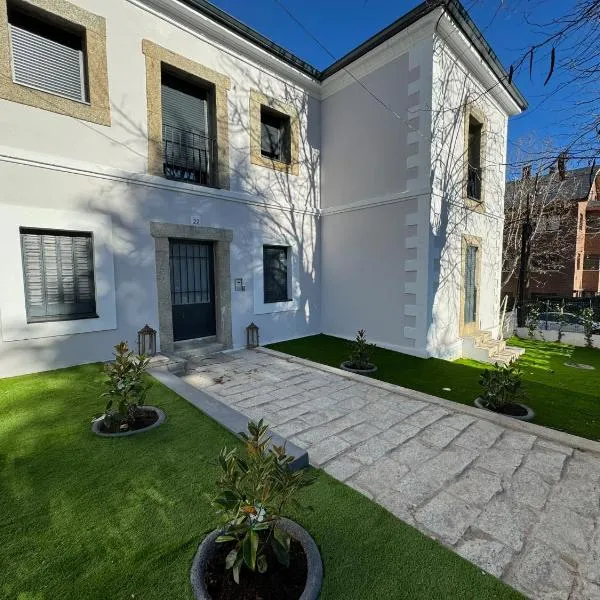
163, 124, 217, 187
467, 164, 482, 201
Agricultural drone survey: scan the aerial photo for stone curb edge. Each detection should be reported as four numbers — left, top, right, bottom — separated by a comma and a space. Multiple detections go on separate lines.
257, 347, 600, 456
149, 367, 309, 471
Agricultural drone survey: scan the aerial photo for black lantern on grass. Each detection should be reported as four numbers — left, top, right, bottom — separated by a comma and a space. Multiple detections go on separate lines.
137, 324, 157, 356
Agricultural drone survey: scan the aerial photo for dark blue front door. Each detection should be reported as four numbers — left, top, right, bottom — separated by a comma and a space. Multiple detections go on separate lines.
169, 240, 216, 341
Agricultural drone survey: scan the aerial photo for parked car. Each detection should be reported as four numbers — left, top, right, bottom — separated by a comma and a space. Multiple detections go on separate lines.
538, 312, 600, 334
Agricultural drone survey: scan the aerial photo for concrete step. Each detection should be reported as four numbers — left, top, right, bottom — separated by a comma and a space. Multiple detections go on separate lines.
147, 353, 187, 376
172, 338, 226, 361
462, 330, 519, 364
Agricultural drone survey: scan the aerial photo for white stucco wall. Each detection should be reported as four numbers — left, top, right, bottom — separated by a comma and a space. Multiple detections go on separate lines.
426, 26, 513, 359
0, 0, 321, 377
320, 20, 435, 354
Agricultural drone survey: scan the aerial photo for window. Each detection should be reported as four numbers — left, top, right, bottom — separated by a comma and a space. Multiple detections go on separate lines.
8, 3, 87, 102
263, 245, 290, 304
161, 69, 216, 186
540, 215, 560, 232
579, 213, 584, 230
20, 228, 96, 322
260, 106, 291, 164
583, 254, 600, 271
466, 116, 483, 201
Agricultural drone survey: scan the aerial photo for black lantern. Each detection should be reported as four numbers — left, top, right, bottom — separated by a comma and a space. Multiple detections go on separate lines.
137, 324, 157, 356
246, 322, 259, 349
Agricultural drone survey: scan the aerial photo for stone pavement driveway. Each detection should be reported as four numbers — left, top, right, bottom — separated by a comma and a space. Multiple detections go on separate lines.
181, 348, 600, 600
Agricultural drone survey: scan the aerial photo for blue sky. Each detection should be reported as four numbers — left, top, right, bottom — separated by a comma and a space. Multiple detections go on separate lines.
210, 0, 581, 167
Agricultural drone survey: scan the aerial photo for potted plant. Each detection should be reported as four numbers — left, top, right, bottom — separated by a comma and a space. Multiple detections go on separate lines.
191, 420, 322, 600
91, 341, 165, 437
474, 363, 535, 421
341, 329, 377, 374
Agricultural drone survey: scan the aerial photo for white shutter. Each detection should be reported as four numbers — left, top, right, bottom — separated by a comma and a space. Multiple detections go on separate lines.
9, 23, 86, 102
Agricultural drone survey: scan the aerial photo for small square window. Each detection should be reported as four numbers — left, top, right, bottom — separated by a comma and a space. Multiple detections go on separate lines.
260, 107, 291, 164
20, 228, 97, 322
263, 245, 290, 304
8, 2, 88, 103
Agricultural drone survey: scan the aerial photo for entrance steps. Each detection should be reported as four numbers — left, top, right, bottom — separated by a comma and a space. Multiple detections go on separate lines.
462, 330, 525, 365
150, 337, 227, 375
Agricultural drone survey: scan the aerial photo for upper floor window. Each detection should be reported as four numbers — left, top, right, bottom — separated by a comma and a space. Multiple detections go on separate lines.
260, 106, 291, 164
540, 215, 560, 232
20, 228, 97, 322
8, 2, 88, 103
161, 69, 217, 187
466, 115, 483, 202
583, 254, 600, 271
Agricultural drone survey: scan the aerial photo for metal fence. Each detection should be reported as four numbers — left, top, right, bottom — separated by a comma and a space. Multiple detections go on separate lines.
523, 297, 600, 333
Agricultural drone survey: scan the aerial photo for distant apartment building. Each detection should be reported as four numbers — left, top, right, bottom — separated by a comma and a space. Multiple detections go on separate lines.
503, 166, 600, 299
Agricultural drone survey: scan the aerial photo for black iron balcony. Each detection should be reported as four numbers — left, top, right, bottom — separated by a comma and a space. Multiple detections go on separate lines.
162, 124, 217, 187
467, 164, 482, 201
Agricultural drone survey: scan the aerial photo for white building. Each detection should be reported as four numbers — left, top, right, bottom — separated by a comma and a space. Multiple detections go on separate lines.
0, 0, 526, 377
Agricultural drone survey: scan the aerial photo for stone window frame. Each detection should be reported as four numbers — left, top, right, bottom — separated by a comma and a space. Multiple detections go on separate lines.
249, 89, 300, 176
0, 0, 110, 125
150, 222, 233, 354
459, 234, 482, 337
142, 40, 231, 190
463, 104, 488, 214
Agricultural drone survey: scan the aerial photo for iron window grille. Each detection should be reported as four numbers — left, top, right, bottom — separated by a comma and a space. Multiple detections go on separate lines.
263, 245, 290, 303
260, 106, 291, 163
20, 228, 97, 322
163, 124, 217, 186
464, 245, 478, 323
169, 241, 212, 306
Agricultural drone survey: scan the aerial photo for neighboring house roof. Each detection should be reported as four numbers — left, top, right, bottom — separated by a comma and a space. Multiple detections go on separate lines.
506, 166, 598, 203
180, 0, 527, 110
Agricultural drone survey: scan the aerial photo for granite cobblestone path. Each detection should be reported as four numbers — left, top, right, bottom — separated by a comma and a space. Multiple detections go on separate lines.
181, 349, 600, 600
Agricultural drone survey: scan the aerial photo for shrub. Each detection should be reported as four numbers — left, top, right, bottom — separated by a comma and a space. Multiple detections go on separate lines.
554, 300, 567, 343
526, 303, 541, 340
581, 306, 595, 348
210, 420, 314, 584
348, 329, 376, 370
479, 362, 525, 411
101, 341, 150, 432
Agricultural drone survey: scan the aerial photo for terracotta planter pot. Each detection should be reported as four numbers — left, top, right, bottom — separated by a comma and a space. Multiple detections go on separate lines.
474, 397, 535, 422
340, 361, 377, 375
91, 406, 166, 437
190, 518, 323, 600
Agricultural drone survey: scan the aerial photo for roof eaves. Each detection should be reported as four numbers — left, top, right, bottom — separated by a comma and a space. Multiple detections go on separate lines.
444, 0, 527, 110
177, 0, 527, 111
179, 0, 321, 80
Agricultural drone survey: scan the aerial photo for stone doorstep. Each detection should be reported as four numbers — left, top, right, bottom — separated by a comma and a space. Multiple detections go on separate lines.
148, 368, 308, 471
257, 348, 600, 457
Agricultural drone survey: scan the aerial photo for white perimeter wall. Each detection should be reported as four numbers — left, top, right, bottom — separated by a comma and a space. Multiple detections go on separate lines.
427, 28, 510, 359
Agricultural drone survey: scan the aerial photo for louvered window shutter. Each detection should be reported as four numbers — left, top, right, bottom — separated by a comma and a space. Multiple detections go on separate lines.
21, 229, 96, 322
8, 8, 86, 103
161, 74, 210, 171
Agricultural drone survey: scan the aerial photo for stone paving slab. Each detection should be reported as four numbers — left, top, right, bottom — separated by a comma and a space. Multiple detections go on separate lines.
180, 349, 600, 600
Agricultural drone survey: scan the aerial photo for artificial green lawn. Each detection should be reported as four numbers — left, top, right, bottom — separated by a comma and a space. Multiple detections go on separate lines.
268, 335, 600, 442
0, 364, 523, 599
